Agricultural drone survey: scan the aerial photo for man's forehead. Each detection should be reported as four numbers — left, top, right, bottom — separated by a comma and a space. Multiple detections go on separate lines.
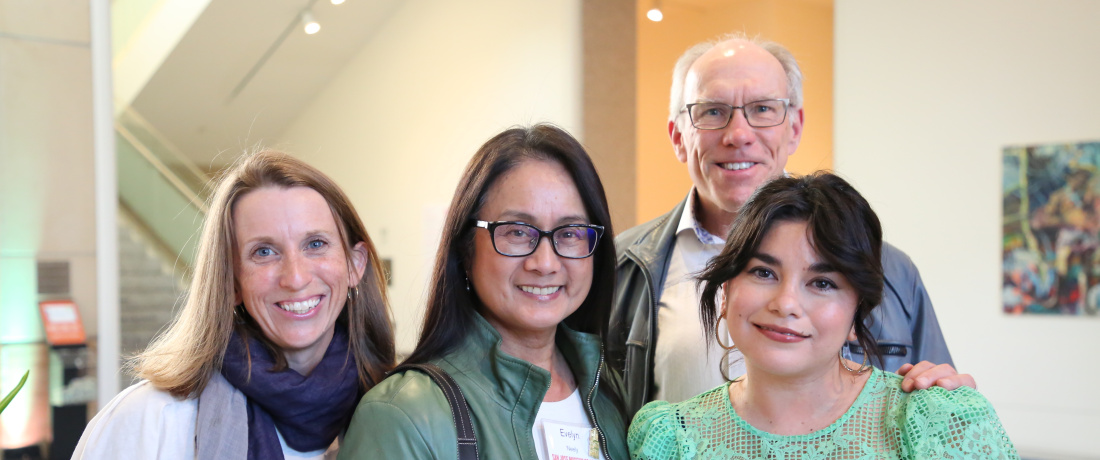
686, 40, 786, 98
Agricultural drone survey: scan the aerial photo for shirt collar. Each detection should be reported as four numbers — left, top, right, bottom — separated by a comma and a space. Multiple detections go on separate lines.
677, 188, 725, 245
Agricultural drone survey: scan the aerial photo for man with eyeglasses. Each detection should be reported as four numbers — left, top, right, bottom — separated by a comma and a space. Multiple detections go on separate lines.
608, 33, 964, 417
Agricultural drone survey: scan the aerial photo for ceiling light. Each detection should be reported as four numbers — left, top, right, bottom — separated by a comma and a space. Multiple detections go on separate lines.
331, 0, 345, 4
301, 10, 320, 34
647, 7, 663, 22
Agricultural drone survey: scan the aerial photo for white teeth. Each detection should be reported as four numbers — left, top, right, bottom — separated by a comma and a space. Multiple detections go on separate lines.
520, 286, 560, 296
278, 297, 320, 314
719, 162, 753, 171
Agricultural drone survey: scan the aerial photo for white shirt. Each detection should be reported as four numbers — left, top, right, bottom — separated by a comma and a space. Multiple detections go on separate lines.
72, 380, 334, 460
652, 190, 746, 403
532, 388, 607, 460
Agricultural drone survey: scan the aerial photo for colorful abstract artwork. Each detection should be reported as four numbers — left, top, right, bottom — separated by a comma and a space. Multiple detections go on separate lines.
1003, 141, 1100, 315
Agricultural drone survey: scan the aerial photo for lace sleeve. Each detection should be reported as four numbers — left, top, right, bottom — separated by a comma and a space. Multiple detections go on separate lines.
628, 400, 694, 460
900, 387, 1020, 459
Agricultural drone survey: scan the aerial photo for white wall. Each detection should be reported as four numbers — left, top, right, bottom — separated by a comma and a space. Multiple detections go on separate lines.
0, 0, 99, 445
836, 1, 1100, 457
279, 0, 582, 354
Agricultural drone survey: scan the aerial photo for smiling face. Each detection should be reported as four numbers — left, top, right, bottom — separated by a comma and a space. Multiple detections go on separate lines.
233, 186, 366, 374
722, 220, 857, 379
468, 159, 594, 342
671, 40, 803, 234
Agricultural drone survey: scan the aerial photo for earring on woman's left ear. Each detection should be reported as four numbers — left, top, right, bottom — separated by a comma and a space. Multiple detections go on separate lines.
839, 343, 871, 374
714, 317, 736, 352
233, 304, 246, 324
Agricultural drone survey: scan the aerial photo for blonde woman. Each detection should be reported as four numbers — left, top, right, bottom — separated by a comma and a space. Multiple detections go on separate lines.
74, 151, 394, 459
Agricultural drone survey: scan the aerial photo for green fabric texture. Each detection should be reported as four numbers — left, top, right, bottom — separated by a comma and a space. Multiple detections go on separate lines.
628, 368, 1018, 460
338, 312, 629, 460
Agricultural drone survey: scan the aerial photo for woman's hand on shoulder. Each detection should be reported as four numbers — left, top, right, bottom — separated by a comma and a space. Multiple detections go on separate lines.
897, 361, 976, 392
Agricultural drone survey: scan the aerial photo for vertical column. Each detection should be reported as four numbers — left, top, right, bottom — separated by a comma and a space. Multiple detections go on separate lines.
582, 0, 637, 232
91, 0, 120, 406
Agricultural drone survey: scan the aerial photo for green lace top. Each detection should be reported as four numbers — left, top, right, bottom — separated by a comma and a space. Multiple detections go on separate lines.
628, 368, 1018, 460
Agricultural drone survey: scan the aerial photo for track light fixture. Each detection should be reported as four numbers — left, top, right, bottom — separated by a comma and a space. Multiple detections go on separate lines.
301, 10, 320, 35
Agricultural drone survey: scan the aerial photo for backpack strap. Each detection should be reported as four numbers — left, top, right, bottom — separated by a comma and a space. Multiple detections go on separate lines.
393, 363, 479, 460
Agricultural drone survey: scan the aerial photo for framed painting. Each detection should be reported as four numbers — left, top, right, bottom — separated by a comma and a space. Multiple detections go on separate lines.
1003, 141, 1100, 315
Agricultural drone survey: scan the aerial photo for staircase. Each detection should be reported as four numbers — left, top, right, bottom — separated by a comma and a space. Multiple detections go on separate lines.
117, 207, 187, 384
113, 108, 208, 386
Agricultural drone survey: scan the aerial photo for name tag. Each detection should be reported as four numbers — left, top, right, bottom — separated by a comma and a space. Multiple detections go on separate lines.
542, 420, 599, 460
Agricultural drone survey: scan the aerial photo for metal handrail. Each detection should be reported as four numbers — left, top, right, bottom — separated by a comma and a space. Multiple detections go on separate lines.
116, 122, 209, 215
118, 107, 211, 189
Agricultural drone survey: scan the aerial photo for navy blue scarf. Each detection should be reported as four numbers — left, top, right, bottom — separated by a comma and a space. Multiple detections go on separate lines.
221, 324, 359, 459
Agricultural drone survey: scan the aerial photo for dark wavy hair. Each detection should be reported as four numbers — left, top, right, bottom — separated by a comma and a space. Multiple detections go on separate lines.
698, 172, 885, 369
405, 124, 616, 364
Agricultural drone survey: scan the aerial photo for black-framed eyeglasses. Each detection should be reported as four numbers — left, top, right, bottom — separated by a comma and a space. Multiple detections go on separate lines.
683, 99, 790, 129
474, 220, 604, 259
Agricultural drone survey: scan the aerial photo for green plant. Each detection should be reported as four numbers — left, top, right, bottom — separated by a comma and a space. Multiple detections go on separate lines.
0, 370, 29, 414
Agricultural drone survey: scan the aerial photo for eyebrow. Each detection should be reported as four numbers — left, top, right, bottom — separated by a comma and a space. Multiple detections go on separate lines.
751, 252, 838, 274
495, 210, 589, 227
240, 229, 335, 248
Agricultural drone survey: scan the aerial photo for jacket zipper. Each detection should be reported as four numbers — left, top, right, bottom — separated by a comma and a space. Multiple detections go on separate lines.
585, 345, 612, 460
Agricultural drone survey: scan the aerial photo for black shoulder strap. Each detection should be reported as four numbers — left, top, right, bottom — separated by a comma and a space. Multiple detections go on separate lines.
393, 363, 479, 460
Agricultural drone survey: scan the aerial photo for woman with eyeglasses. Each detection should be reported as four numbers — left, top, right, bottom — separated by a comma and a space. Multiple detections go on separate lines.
338, 124, 628, 460
627, 172, 1017, 459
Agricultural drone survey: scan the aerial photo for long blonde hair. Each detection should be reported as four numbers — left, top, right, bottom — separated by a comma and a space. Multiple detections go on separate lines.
132, 150, 395, 397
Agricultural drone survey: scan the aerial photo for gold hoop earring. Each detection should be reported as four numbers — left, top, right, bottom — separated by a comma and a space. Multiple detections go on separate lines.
347, 286, 359, 301
839, 344, 871, 374
714, 318, 735, 351
715, 317, 740, 382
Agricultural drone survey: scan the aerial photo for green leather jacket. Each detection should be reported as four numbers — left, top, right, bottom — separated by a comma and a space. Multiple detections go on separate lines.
338, 313, 628, 460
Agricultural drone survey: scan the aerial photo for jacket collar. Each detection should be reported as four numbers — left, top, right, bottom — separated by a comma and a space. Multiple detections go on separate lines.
678, 189, 725, 245
620, 195, 689, 289
440, 311, 604, 405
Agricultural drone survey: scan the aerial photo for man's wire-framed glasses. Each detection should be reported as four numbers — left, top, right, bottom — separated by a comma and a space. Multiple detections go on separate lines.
684, 98, 790, 129
474, 220, 604, 259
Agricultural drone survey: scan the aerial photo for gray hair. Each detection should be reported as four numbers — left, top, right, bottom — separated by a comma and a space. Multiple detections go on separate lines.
668, 33, 803, 125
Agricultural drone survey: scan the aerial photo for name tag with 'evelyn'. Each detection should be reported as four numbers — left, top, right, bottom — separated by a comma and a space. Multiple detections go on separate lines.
542, 420, 599, 460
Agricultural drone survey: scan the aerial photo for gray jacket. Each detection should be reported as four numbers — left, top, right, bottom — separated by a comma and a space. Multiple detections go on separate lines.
606, 197, 954, 418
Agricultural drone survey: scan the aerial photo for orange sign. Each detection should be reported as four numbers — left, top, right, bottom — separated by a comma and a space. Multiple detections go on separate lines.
39, 300, 86, 346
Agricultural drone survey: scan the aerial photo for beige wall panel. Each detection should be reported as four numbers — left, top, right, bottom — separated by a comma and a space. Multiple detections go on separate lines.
0, 0, 89, 43
836, 0, 1100, 456
280, 0, 583, 354
583, 0, 637, 234
1, 33, 96, 342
